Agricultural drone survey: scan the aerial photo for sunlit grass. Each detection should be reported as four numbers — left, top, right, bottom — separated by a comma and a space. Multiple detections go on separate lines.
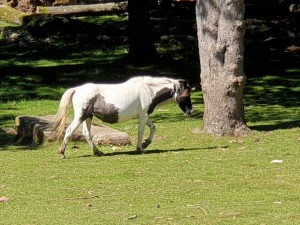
2, 59, 84, 67
1, 96, 300, 224
0, 48, 126, 68
77, 14, 128, 28
0, 6, 28, 25
0, 21, 16, 27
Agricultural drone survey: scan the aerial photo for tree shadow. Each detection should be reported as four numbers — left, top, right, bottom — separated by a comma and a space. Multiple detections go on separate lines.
0, 113, 18, 149
0, 129, 42, 150
0, 129, 15, 149
249, 120, 300, 132
245, 73, 300, 107
244, 14, 300, 78
148, 111, 202, 126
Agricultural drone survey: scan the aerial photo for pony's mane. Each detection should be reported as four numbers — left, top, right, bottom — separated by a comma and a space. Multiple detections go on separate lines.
127, 76, 177, 87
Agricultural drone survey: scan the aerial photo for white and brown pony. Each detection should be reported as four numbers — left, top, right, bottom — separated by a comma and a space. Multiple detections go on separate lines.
51, 76, 193, 158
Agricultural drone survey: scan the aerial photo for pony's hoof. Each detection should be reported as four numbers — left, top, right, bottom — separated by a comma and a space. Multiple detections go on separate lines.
60, 154, 66, 159
142, 139, 151, 149
136, 148, 146, 154
93, 151, 104, 156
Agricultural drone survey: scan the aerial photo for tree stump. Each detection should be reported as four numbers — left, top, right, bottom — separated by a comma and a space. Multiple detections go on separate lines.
15, 115, 131, 145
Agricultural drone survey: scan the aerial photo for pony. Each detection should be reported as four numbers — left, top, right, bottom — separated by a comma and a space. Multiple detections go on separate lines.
51, 76, 193, 158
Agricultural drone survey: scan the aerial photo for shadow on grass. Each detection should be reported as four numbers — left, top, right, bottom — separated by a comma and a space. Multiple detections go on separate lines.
249, 120, 300, 132
0, 130, 15, 149
73, 146, 229, 158
0, 132, 41, 150
0, 113, 18, 149
245, 73, 300, 107
106, 146, 228, 156
150, 112, 200, 123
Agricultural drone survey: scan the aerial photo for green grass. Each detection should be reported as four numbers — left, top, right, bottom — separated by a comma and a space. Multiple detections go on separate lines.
1, 90, 300, 224
1, 13, 300, 224
0, 5, 28, 25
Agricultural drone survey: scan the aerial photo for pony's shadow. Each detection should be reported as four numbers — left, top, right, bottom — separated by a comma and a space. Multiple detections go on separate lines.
75, 146, 228, 158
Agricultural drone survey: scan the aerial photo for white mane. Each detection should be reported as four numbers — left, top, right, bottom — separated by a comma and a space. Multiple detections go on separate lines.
126, 76, 180, 91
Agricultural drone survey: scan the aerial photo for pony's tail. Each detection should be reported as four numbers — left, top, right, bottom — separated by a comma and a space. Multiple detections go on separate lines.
49, 88, 76, 141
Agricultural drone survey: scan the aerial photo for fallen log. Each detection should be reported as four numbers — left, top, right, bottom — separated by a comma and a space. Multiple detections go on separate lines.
37, 1, 127, 15
15, 115, 131, 146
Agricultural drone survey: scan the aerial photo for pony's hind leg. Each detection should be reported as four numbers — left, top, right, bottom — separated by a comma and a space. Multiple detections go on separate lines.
59, 117, 82, 159
142, 119, 156, 149
82, 118, 103, 156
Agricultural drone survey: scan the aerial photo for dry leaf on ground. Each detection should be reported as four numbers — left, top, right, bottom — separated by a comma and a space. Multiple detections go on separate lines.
0, 196, 10, 202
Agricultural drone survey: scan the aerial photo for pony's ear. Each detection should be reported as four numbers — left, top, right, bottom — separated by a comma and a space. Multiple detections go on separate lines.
178, 79, 190, 88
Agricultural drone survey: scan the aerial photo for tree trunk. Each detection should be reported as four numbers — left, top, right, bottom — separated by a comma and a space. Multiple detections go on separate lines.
196, 0, 250, 136
128, 0, 157, 64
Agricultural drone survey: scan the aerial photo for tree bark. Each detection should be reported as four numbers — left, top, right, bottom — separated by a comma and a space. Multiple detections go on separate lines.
128, 0, 157, 64
196, 0, 250, 136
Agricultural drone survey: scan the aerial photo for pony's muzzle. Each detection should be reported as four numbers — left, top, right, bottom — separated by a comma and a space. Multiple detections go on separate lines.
184, 109, 194, 116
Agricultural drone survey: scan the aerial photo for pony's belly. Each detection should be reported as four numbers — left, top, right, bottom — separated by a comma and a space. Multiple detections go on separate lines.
112, 100, 141, 123
93, 109, 139, 124
117, 111, 139, 123
93, 112, 119, 124
92, 94, 142, 123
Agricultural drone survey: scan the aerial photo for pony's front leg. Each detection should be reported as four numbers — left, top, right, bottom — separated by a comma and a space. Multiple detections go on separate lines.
142, 119, 156, 149
82, 118, 103, 156
136, 115, 148, 153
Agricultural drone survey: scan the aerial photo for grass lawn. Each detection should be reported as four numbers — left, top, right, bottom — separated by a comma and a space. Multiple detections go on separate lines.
1, 13, 300, 224
1, 90, 300, 224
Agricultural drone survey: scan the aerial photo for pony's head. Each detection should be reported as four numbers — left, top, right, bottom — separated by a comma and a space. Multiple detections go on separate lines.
142, 76, 193, 115
175, 80, 193, 116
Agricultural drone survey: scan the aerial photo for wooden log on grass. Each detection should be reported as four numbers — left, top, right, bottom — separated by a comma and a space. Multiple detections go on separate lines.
37, 1, 127, 15
15, 115, 131, 146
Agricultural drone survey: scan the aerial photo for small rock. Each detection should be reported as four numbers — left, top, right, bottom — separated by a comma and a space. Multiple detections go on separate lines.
128, 215, 137, 220
271, 160, 283, 164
